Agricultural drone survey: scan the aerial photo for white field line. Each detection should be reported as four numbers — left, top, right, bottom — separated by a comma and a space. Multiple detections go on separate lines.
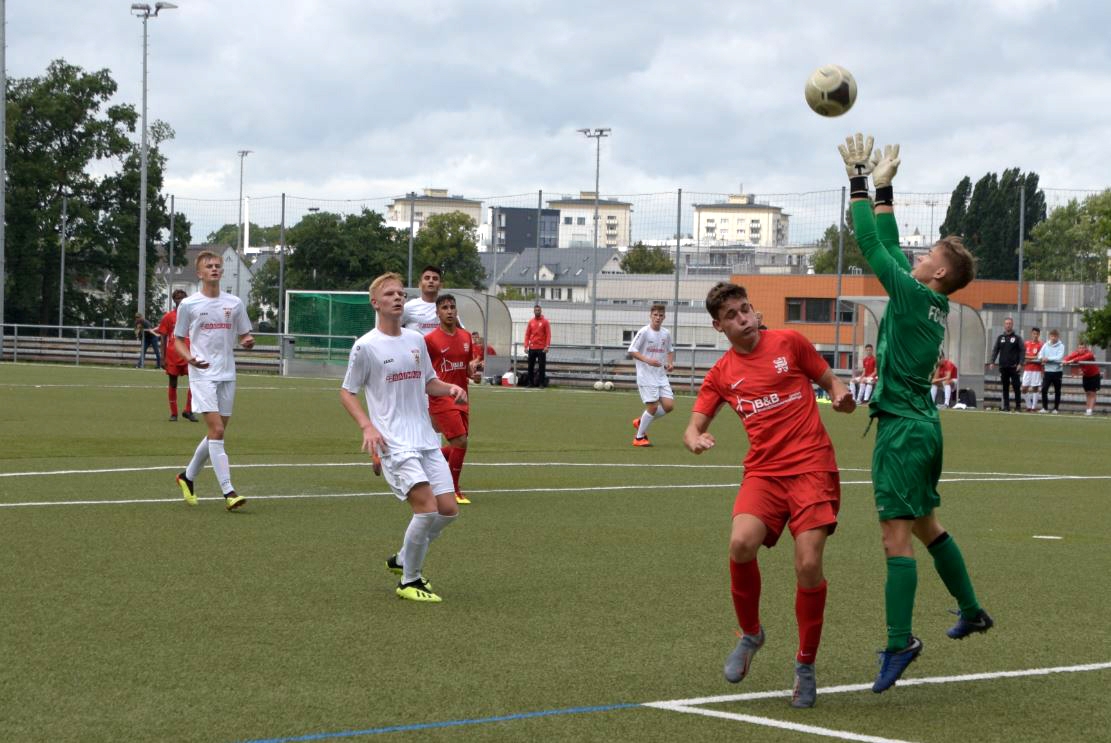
645, 662, 1111, 743
645, 705, 913, 743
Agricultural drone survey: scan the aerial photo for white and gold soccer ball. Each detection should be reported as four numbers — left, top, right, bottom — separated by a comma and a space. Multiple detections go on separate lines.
603, 381, 615, 391
804, 64, 857, 117
593, 380, 605, 391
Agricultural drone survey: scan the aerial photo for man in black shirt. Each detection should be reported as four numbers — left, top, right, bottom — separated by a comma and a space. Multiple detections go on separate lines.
989, 317, 1023, 412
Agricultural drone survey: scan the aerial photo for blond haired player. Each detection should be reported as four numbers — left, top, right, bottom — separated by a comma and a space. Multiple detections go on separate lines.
628, 303, 675, 446
340, 273, 467, 602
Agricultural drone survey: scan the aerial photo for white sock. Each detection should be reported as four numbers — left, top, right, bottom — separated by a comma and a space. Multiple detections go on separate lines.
933, 384, 941, 403
185, 437, 209, 481
428, 513, 458, 543
637, 410, 654, 438
207, 439, 234, 495
944, 386, 952, 406
849, 382, 858, 400
863, 383, 873, 401
401, 512, 436, 584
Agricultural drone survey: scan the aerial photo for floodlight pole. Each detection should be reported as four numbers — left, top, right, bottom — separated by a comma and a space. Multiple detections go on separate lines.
578, 127, 610, 347
0, 0, 6, 361
131, 1, 176, 319
235, 149, 252, 300
407, 192, 417, 287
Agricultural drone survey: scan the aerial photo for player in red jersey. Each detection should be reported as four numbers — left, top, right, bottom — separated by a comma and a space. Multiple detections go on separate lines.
683, 281, 855, 709
424, 294, 483, 504
931, 351, 959, 408
851, 344, 878, 403
1022, 327, 1044, 412
1063, 340, 1102, 416
156, 289, 198, 422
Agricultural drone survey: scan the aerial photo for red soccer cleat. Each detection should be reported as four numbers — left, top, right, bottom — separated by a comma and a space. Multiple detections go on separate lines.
633, 437, 652, 447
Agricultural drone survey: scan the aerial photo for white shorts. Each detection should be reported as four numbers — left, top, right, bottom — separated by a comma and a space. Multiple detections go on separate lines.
1022, 371, 1043, 387
189, 379, 236, 416
381, 449, 454, 501
638, 379, 674, 405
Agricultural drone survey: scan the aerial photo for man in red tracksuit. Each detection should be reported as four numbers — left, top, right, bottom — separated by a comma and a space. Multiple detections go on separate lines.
524, 304, 551, 388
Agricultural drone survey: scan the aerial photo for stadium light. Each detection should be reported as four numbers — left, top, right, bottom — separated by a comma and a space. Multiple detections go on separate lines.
235, 149, 253, 300
578, 128, 610, 347
130, 0, 177, 319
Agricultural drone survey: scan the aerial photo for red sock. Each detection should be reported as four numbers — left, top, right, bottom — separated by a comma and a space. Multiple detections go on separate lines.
448, 447, 467, 493
168, 386, 178, 416
729, 558, 761, 636
795, 581, 828, 664
184, 390, 192, 414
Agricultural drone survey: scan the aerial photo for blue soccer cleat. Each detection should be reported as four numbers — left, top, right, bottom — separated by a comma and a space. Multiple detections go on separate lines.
946, 608, 994, 640
872, 635, 923, 693
723, 627, 765, 683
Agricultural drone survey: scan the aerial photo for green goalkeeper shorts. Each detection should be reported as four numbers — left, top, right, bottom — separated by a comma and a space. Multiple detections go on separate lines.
871, 413, 942, 520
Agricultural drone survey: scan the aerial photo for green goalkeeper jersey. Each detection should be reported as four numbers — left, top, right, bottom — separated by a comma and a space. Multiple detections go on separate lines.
851, 200, 948, 422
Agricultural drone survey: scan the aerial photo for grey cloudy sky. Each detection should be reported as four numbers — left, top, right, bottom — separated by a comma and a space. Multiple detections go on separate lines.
8, 0, 1111, 208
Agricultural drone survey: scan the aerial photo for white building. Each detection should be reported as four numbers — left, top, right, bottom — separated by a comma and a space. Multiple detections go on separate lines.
386, 188, 482, 231
547, 192, 633, 249
693, 193, 789, 248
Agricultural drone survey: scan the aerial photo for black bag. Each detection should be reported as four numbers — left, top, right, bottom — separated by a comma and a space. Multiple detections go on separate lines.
957, 388, 977, 408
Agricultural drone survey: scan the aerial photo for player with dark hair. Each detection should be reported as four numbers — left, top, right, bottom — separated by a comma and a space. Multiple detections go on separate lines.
990, 317, 1023, 412
839, 133, 992, 694
1022, 327, 1044, 412
157, 289, 198, 422
683, 281, 856, 709
423, 294, 483, 504
402, 265, 446, 336
628, 303, 675, 446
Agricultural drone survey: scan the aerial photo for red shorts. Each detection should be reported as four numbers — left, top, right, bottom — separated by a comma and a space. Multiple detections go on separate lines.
733, 471, 840, 547
430, 406, 469, 440
164, 360, 189, 377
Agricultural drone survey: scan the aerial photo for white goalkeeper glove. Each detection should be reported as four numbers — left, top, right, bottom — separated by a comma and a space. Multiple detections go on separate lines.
871, 144, 900, 205
838, 133, 874, 198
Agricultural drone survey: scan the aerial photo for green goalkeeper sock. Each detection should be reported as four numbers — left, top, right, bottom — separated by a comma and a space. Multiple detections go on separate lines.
885, 556, 917, 651
927, 532, 981, 617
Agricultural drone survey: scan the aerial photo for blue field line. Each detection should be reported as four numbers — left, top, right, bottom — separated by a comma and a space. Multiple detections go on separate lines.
237, 702, 644, 743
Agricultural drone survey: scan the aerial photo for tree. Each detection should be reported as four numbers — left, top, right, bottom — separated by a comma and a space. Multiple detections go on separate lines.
250, 208, 407, 309
810, 223, 871, 275
1024, 190, 1111, 282
941, 169, 1046, 280
207, 222, 283, 248
619, 242, 674, 273
4, 60, 188, 327
413, 212, 485, 289
1079, 287, 1111, 349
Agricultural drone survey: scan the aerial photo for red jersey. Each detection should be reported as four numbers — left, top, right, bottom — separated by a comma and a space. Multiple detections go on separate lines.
425, 326, 473, 413
861, 355, 877, 379
525, 316, 551, 350
156, 309, 189, 365
693, 329, 838, 477
1063, 349, 1100, 377
1024, 340, 1044, 371
937, 359, 958, 380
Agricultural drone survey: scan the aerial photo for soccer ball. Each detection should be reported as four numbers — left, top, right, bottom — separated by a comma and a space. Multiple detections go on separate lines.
593, 380, 605, 391
603, 381, 615, 391
804, 64, 857, 117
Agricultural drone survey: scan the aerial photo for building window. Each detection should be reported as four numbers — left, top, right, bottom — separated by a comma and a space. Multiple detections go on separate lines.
563, 216, 572, 225
577, 217, 586, 225
786, 297, 835, 323
622, 330, 636, 343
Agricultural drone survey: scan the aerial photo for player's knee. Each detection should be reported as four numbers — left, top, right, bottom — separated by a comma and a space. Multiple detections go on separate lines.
729, 537, 760, 563
450, 434, 468, 449
661, 398, 674, 414
645, 401, 659, 416
795, 554, 824, 585
207, 423, 226, 440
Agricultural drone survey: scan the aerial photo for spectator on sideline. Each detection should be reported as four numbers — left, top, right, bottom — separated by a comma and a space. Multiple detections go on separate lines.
1063, 340, 1102, 416
851, 344, 878, 403
989, 317, 1023, 412
524, 303, 551, 388
931, 351, 959, 408
1037, 329, 1066, 414
157, 289, 198, 422
1021, 327, 1044, 412
135, 313, 162, 369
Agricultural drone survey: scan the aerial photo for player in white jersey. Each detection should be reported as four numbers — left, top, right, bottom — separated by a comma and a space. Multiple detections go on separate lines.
628, 303, 675, 446
402, 265, 446, 336
340, 272, 467, 603
172, 250, 255, 511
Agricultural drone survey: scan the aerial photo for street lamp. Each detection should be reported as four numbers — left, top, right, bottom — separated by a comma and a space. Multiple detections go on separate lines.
235, 149, 253, 300
578, 127, 610, 346
131, 1, 176, 319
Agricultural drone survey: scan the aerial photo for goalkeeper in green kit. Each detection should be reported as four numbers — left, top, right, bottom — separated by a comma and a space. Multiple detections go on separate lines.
837, 134, 994, 694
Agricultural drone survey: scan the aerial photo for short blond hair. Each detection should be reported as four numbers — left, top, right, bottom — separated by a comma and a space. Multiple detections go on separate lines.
935, 236, 976, 294
194, 250, 222, 270
369, 272, 404, 301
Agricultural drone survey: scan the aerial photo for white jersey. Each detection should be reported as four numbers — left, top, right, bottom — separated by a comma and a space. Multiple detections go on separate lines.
341, 328, 441, 453
628, 324, 673, 386
174, 291, 251, 382
402, 298, 440, 336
